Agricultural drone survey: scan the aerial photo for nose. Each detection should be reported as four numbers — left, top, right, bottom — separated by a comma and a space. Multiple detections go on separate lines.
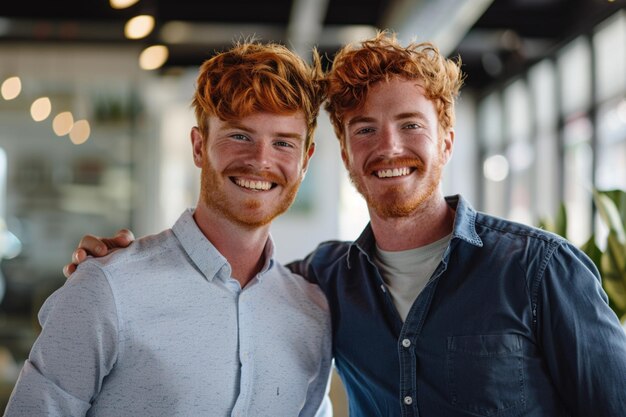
245, 140, 272, 170
377, 125, 403, 157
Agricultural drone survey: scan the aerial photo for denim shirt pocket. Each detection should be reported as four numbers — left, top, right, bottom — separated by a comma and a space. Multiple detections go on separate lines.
446, 334, 526, 416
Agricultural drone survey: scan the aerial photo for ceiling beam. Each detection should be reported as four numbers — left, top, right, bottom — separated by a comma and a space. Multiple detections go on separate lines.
382, 0, 495, 55
287, 0, 331, 58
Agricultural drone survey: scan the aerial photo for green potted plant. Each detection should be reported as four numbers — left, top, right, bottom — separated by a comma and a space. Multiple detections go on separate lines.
540, 189, 626, 324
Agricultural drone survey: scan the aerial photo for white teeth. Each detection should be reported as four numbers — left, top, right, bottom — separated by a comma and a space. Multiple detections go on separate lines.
235, 178, 272, 190
376, 167, 411, 178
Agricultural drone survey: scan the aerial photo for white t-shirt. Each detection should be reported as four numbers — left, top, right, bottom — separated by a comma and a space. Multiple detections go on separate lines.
374, 234, 451, 321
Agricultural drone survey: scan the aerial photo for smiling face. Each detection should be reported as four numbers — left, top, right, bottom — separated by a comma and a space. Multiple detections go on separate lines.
193, 111, 313, 229
341, 77, 454, 219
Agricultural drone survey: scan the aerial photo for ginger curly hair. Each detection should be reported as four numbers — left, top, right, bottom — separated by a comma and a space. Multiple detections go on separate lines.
325, 31, 464, 144
192, 41, 326, 150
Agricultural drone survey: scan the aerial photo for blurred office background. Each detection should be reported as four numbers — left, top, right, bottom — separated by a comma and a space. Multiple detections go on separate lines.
0, 0, 625, 414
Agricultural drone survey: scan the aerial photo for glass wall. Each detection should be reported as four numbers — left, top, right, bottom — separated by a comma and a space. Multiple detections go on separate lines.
477, 10, 626, 247
528, 59, 559, 222
504, 79, 534, 224
479, 92, 508, 218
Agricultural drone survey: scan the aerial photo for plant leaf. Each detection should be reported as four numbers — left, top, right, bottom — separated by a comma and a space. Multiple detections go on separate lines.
581, 235, 602, 272
602, 189, 626, 226
593, 189, 626, 244
555, 202, 568, 239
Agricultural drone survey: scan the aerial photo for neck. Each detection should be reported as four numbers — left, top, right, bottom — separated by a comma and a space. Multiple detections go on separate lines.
369, 193, 454, 251
193, 203, 271, 288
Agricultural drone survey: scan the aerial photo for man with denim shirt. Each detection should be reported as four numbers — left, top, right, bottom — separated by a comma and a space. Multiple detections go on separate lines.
65, 33, 626, 416
295, 33, 626, 416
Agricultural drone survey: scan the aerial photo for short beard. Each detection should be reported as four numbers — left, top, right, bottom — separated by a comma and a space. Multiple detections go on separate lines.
200, 159, 301, 229
348, 155, 443, 219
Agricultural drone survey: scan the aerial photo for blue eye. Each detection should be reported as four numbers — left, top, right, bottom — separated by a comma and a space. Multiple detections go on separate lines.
231, 134, 249, 141
356, 127, 375, 135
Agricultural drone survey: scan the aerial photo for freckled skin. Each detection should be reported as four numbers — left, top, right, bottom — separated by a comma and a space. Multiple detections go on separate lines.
195, 111, 313, 228
341, 78, 453, 219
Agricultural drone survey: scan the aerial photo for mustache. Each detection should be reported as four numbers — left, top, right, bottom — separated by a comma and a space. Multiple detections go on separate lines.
365, 157, 424, 173
223, 166, 285, 186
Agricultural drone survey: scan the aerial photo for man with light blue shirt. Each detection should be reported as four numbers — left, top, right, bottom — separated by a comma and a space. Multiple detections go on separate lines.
4, 42, 333, 416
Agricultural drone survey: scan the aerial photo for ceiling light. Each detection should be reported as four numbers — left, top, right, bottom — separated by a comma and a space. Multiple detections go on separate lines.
110, 0, 140, 9
69, 120, 91, 144
139, 45, 169, 70
52, 111, 74, 136
483, 154, 509, 182
125, 15, 155, 39
30, 97, 52, 121
1, 76, 21, 100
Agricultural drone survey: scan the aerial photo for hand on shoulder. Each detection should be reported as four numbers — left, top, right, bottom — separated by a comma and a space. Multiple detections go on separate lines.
63, 229, 135, 278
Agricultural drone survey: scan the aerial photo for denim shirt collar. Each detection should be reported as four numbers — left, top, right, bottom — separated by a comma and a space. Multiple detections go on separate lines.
172, 208, 275, 282
347, 194, 483, 268
446, 194, 483, 247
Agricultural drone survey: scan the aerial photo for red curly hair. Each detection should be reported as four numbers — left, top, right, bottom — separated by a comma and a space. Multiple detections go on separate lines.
192, 41, 326, 150
325, 31, 464, 145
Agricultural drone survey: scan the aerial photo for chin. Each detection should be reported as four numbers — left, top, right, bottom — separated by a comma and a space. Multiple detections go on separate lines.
372, 202, 418, 219
233, 205, 290, 229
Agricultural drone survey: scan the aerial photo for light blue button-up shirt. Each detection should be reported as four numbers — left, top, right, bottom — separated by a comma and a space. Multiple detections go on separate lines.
5, 210, 333, 417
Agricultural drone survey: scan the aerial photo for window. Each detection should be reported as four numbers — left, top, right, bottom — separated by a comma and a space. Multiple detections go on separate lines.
594, 11, 626, 103
528, 60, 559, 220
504, 79, 534, 224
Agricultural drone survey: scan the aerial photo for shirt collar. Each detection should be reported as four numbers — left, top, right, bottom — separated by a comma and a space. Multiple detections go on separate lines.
171, 209, 275, 282
347, 194, 483, 267
445, 194, 483, 247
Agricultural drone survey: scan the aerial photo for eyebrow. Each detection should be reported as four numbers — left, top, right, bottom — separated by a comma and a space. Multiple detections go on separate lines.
347, 116, 376, 126
223, 121, 304, 140
395, 112, 428, 121
347, 112, 428, 126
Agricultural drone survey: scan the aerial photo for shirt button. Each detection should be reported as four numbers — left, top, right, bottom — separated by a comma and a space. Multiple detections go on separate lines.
404, 396, 413, 405
402, 338, 411, 348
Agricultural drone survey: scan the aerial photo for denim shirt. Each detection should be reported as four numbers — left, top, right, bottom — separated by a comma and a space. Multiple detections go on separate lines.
290, 195, 626, 417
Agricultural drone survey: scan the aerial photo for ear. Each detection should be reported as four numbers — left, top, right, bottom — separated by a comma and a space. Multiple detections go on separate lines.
340, 145, 350, 169
191, 127, 204, 168
301, 142, 316, 174
441, 128, 455, 164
